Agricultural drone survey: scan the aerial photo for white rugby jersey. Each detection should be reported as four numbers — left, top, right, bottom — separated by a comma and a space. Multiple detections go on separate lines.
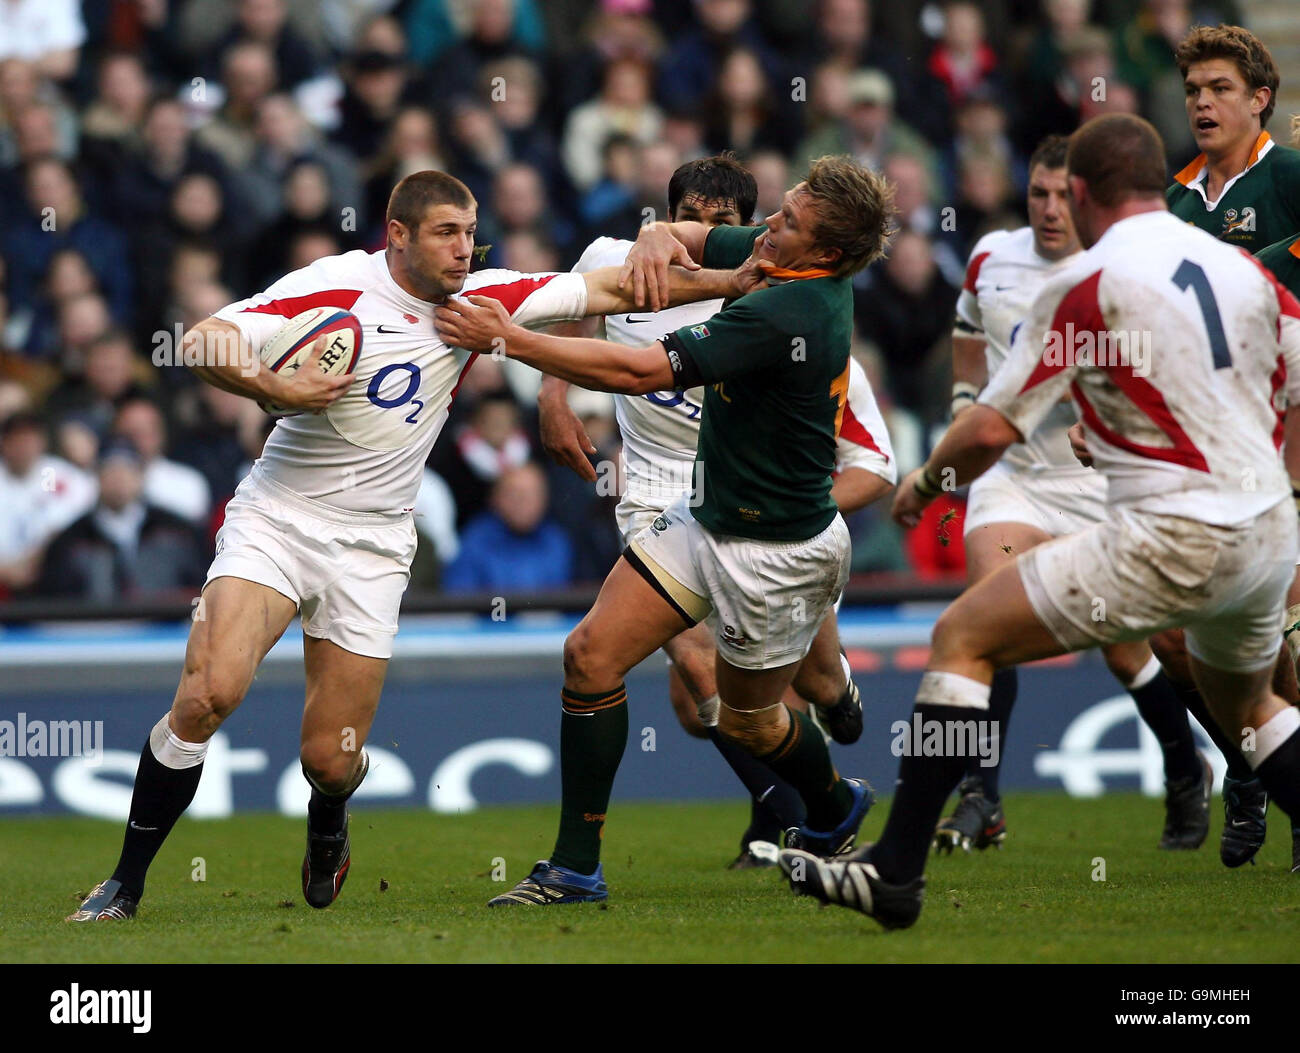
980, 210, 1300, 527
215, 249, 588, 514
572, 236, 895, 502
956, 226, 1088, 475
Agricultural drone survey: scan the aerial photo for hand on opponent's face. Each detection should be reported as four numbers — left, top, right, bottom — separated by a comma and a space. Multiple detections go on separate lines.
434, 295, 512, 352
618, 225, 700, 312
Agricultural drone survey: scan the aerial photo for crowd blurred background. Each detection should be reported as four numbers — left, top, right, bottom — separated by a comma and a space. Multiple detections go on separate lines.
0, 0, 1244, 604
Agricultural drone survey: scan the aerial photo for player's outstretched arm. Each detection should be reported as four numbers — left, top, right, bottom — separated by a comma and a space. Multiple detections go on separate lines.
615, 221, 713, 311
436, 297, 673, 394
183, 317, 353, 412
891, 406, 1021, 528
579, 262, 757, 318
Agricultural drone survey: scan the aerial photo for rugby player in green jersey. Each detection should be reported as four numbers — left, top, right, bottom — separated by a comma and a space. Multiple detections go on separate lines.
1164, 24, 1300, 868
1255, 118, 1300, 875
1167, 24, 1300, 253
435, 156, 895, 904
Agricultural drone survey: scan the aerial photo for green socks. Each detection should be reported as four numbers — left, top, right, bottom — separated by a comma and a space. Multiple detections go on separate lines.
550, 685, 629, 875
757, 707, 853, 831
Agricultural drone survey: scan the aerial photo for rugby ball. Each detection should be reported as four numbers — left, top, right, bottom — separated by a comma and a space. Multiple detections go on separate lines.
258, 307, 363, 414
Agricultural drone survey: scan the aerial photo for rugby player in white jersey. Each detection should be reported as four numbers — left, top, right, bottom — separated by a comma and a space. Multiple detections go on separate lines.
936, 135, 1208, 855
538, 155, 896, 867
781, 114, 1300, 929
68, 171, 755, 921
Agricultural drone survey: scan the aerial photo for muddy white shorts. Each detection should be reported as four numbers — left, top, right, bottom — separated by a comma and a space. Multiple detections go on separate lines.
625, 493, 850, 670
1018, 499, 1297, 674
964, 460, 1107, 537
207, 467, 417, 659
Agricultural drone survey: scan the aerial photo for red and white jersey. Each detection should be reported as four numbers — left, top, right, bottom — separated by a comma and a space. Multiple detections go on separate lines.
835, 356, 897, 484
215, 249, 587, 514
956, 226, 1086, 475
980, 210, 1300, 526
574, 237, 895, 498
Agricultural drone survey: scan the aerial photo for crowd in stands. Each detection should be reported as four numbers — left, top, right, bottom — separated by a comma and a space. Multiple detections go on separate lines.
0, 0, 1241, 602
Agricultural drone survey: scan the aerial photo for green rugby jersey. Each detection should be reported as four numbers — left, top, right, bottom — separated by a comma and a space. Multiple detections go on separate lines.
1167, 131, 1300, 254
1256, 233, 1300, 300
660, 223, 851, 541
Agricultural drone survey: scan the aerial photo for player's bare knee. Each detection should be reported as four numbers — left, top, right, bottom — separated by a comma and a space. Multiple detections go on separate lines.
929, 606, 987, 667
172, 668, 244, 739
1148, 630, 1191, 685
299, 738, 359, 793
563, 623, 625, 689
717, 704, 783, 755
1101, 644, 1148, 685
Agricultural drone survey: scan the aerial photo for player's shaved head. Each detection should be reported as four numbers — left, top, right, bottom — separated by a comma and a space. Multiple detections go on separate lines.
1067, 114, 1167, 208
387, 170, 476, 234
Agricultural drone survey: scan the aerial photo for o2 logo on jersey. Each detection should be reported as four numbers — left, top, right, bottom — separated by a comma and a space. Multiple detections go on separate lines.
367, 363, 424, 423
645, 390, 701, 419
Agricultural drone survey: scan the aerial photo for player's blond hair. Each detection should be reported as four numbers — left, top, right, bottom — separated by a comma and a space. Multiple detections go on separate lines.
802, 155, 897, 277
1175, 24, 1280, 128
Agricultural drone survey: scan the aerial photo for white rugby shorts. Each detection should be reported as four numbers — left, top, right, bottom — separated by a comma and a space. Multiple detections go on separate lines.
625, 493, 850, 670
1018, 499, 1297, 674
964, 460, 1107, 537
207, 467, 417, 659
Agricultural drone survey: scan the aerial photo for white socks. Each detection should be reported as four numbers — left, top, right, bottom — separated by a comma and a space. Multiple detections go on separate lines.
148, 714, 208, 770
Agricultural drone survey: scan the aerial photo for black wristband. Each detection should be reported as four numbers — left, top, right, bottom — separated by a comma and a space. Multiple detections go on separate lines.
914, 466, 944, 499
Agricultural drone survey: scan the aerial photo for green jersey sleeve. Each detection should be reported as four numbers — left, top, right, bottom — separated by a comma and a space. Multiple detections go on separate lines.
701, 224, 765, 269
662, 295, 793, 386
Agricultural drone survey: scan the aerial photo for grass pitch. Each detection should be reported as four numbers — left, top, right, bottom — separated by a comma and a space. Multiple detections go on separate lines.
4, 793, 1298, 963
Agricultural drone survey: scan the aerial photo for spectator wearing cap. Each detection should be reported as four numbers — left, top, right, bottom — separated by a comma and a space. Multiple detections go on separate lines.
0, 411, 95, 593
442, 462, 573, 592
794, 69, 942, 201
37, 436, 207, 601
112, 396, 211, 526
332, 47, 412, 162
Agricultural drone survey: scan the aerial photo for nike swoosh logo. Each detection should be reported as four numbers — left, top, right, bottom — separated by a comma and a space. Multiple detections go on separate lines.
994, 284, 1015, 291
624, 315, 656, 324
129, 821, 158, 831
376, 325, 406, 334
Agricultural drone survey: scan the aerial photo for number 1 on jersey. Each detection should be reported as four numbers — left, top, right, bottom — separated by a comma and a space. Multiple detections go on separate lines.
1171, 259, 1232, 369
